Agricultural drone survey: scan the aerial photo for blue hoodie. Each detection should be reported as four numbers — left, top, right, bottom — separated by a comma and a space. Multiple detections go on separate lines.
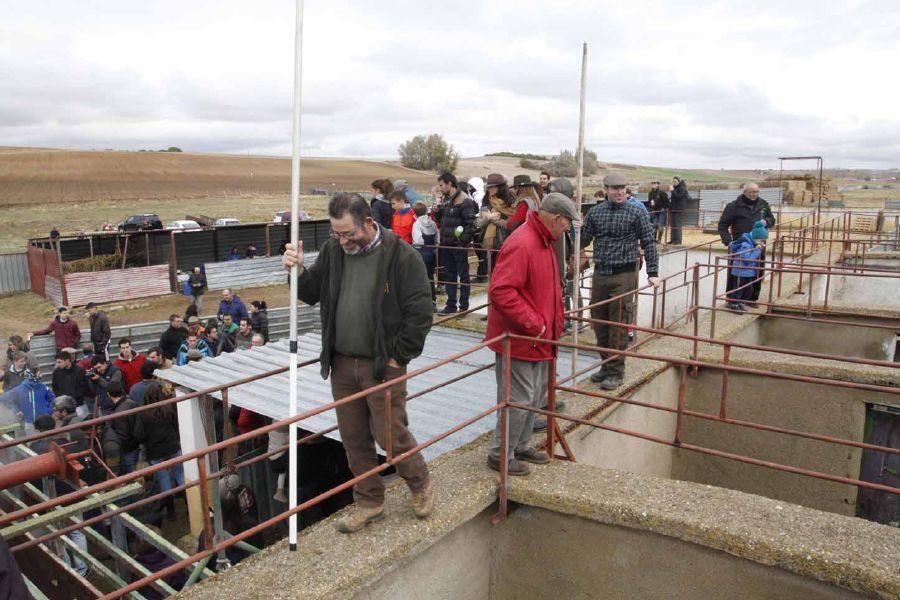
728, 233, 763, 278
0, 378, 55, 425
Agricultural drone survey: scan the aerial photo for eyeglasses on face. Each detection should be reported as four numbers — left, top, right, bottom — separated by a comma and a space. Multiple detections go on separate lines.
329, 226, 362, 240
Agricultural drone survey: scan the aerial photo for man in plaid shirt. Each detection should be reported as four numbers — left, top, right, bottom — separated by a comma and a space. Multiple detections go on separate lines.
580, 173, 661, 390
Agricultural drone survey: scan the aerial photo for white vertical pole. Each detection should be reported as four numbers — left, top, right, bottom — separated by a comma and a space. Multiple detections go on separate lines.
288, 0, 305, 552
571, 43, 588, 378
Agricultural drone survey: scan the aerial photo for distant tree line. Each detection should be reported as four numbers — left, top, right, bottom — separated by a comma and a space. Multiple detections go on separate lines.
137, 147, 183, 153
486, 151, 549, 161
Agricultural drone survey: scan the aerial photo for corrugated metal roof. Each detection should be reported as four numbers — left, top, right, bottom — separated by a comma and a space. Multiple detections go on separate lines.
156, 327, 596, 461
203, 253, 318, 291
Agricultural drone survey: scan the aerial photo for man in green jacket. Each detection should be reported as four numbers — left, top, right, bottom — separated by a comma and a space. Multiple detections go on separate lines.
282, 192, 435, 533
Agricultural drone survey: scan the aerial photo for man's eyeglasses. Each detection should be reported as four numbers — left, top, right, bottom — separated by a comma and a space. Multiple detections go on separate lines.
329, 226, 362, 240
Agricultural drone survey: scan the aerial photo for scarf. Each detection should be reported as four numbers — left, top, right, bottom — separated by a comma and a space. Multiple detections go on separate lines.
482, 196, 518, 249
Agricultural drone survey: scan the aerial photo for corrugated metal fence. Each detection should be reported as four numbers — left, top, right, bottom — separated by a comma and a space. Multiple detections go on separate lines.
697, 188, 784, 223
0, 253, 31, 295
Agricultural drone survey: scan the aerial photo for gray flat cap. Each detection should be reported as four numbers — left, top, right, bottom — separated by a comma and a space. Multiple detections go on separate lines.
541, 192, 580, 222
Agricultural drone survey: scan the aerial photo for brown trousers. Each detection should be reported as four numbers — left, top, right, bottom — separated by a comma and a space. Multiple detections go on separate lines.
330, 354, 430, 508
590, 270, 639, 377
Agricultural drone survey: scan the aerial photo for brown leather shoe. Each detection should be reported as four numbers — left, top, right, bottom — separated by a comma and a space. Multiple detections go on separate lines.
487, 454, 531, 476
410, 480, 435, 519
336, 505, 384, 534
515, 448, 550, 464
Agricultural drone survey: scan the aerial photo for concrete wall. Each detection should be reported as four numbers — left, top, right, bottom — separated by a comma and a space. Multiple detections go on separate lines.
355, 510, 494, 600
568, 367, 679, 478
808, 269, 900, 312
729, 316, 895, 360
492, 507, 861, 600
671, 372, 884, 516
358, 505, 862, 600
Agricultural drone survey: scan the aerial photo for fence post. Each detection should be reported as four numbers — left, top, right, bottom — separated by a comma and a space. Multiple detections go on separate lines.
493, 336, 511, 525
546, 355, 557, 457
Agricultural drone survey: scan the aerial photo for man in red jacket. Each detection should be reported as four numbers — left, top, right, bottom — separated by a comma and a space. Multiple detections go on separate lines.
30, 307, 81, 351
113, 337, 146, 393
485, 193, 579, 476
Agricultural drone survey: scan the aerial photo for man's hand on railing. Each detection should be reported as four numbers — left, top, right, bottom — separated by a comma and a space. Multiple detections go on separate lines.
648, 277, 661, 287
282, 242, 304, 273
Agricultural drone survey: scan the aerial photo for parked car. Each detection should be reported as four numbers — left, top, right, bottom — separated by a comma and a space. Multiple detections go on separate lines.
273, 210, 311, 224
117, 214, 163, 231
168, 220, 202, 230
215, 218, 241, 227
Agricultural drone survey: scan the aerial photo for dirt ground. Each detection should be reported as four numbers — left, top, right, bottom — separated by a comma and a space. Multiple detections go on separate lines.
0, 148, 437, 252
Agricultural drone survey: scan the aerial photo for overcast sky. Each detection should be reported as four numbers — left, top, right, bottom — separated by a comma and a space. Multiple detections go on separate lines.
2, 0, 899, 169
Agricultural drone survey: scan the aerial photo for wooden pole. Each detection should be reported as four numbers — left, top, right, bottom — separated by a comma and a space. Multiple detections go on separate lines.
571, 42, 588, 379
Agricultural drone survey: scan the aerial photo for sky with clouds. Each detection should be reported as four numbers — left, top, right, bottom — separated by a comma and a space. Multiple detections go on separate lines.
2, 0, 899, 168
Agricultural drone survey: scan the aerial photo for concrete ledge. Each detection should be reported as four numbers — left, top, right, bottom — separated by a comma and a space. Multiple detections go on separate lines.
176, 437, 501, 600
698, 347, 900, 390
506, 460, 900, 599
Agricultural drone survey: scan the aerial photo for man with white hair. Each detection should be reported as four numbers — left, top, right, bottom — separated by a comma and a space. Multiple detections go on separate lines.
718, 183, 776, 306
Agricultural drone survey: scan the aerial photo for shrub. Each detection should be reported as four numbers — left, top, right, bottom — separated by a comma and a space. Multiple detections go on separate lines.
398, 134, 459, 173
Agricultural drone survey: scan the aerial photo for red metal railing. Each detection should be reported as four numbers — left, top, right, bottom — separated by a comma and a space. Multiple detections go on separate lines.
3, 214, 899, 598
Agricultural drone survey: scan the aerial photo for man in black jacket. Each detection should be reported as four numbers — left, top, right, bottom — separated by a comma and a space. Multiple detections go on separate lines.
158, 314, 187, 363
668, 176, 690, 244
282, 192, 435, 533
432, 171, 477, 314
86, 302, 111, 359
51, 350, 91, 418
718, 183, 776, 304
647, 181, 670, 242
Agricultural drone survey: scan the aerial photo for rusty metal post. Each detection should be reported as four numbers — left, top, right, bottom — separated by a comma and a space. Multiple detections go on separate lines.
823, 266, 831, 310
691, 263, 700, 373
806, 273, 814, 315
719, 345, 730, 419
659, 278, 667, 330
0, 444, 69, 489
710, 257, 719, 338
384, 386, 393, 462
494, 336, 511, 524
673, 365, 688, 445
264, 225, 271, 256
145, 233, 151, 266
197, 457, 213, 552
89, 235, 95, 272
546, 355, 557, 457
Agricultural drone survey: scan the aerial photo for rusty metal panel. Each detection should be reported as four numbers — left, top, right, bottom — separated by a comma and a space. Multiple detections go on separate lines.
27, 247, 46, 298
63, 265, 171, 307
44, 276, 63, 306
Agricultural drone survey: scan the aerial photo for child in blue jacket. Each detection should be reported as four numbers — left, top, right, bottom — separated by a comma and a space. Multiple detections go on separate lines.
727, 221, 768, 311
0, 372, 55, 435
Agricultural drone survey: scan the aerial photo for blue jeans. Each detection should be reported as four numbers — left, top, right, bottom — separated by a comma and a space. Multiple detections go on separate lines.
438, 246, 470, 310
150, 452, 185, 492
119, 449, 139, 476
